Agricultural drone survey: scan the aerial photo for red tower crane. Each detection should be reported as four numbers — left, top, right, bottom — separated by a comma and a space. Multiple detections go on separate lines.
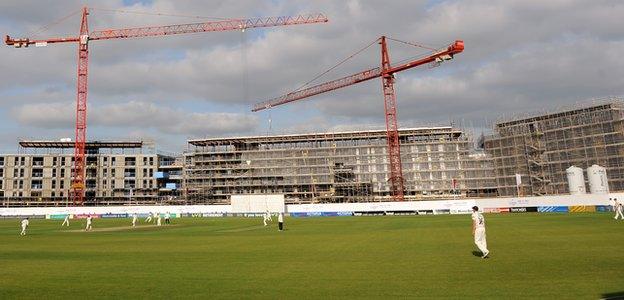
5, 6, 328, 205
252, 36, 464, 201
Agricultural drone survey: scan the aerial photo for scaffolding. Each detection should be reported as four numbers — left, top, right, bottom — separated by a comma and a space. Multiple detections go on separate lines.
184, 127, 497, 204
485, 98, 624, 196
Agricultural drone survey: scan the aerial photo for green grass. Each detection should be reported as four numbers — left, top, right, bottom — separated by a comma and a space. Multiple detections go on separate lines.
1, 213, 623, 299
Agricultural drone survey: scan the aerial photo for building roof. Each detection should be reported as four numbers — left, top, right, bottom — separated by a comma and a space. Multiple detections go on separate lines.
19, 141, 143, 149
496, 97, 623, 128
189, 126, 460, 146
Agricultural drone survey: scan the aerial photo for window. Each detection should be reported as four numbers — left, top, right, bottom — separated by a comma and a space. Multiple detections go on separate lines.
61, 169, 65, 177
60, 180, 64, 189
52, 168, 57, 177
52, 180, 56, 189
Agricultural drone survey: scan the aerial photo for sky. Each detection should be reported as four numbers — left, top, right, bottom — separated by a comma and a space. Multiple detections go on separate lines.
0, 0, 623, 153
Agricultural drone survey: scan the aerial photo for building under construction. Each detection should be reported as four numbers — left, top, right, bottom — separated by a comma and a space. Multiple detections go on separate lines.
484, 98, 624, 196
184, 126, 497, 204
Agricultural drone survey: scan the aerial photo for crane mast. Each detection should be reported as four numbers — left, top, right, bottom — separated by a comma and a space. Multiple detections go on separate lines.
6, 6, 328, 205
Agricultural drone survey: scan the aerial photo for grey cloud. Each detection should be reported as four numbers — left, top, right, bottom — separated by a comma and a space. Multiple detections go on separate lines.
1, 0, 624, 151
11, 100, 259, 137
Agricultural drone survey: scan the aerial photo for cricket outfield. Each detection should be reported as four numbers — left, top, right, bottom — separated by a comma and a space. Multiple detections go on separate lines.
1, 213, 623, 299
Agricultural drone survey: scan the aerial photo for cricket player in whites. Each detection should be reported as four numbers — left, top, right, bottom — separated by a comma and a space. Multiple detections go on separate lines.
263, 210, 271, 226
471, 206, 489, 258
61, 214, 70, 227
614, 198, 624, 220
145, 212, 153, 223
132, 213, 138, 227
85, 215, 93, 231
20, 217, 29, 236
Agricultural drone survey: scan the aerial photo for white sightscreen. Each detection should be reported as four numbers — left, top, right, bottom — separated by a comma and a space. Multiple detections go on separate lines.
230, 194, 285, 213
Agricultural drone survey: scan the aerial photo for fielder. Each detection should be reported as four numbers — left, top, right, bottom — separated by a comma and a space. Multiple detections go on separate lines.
145, 212, 153, 223
471, 206, 489, 258
20, 217, 29, 236
263, 211, 270, 226
165, 212, 171, 225
267, 210, 272, 221
85, 215, 93, 231
61, 214, 70, 227
156, 213, 162, 226
132, 213, 138, 227
615, 198, 624, 220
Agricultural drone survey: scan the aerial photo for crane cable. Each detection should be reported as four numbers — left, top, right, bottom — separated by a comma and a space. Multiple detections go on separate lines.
386, 36, 438, 51
288, 37, 379, 95
28, 8, 82, 38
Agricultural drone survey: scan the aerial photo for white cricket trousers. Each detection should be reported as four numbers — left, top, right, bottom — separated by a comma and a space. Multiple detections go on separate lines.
474, 227, 488, 254
62, 219, 69, 226
616, 206, 624, 220
20, 226, 27, 235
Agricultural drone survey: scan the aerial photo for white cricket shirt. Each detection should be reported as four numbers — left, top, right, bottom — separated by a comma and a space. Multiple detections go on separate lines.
472, 211, 485, 229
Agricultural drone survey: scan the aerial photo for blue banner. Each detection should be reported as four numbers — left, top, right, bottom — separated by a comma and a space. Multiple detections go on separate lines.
595, 205, 613, 212
538, 206, 569, 213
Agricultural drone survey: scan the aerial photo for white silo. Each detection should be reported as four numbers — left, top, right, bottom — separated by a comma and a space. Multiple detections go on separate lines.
587, 164, 609, 194
566, 166, 586, 194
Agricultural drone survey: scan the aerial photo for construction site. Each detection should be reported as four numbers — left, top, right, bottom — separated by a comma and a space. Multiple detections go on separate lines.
1, 6, 623, 206
485, 99, 624, 197
184, 127, 497, 204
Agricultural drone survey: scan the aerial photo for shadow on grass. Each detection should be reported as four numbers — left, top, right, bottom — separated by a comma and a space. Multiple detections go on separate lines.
602, 291, 624, 300
471, 251, 482, 257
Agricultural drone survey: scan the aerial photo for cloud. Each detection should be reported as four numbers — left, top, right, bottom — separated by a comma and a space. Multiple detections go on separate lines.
1, 0, 623, 151
11, 101, 259, 137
